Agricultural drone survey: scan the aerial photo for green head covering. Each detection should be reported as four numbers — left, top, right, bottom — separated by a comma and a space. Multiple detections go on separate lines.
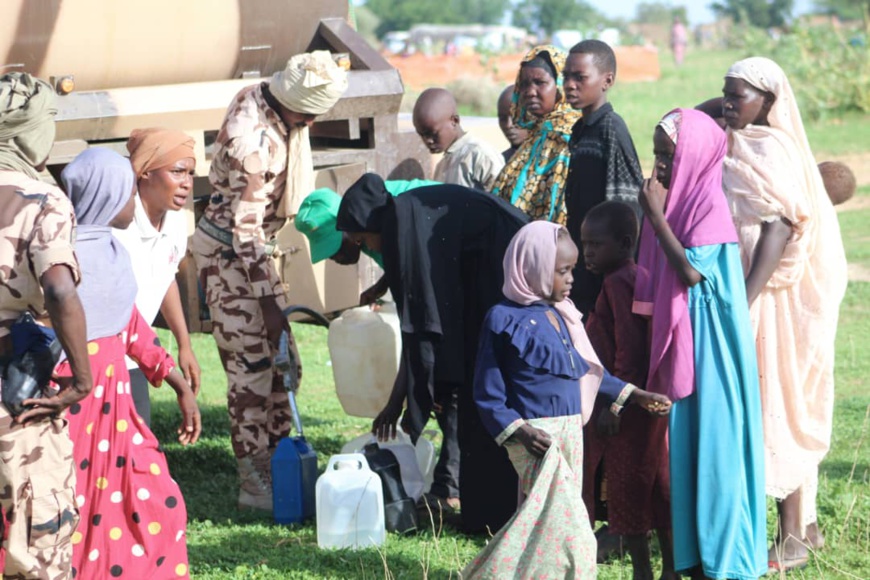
0, 73, 57, 179
296, 187, 343, 263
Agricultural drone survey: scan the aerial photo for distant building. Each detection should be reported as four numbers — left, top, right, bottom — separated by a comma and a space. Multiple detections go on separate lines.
383, 24, 528, 55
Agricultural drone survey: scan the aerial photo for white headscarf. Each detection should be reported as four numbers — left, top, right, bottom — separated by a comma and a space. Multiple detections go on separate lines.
269, 51, 348, 116
268, 51, 348, 218
723, 56, 845, 290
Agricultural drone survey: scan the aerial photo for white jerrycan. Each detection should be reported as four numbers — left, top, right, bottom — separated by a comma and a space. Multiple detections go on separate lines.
341, 430, 437, 500
316, 454, 385, 550
328, 303, 402, 418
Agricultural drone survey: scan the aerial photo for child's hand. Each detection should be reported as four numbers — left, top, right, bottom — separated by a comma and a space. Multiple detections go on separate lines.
640, 168, 668, 219
166, 368, 202, 446
513, 423, 552, 458
597, 410, 621, 436
631, 389, 672, 416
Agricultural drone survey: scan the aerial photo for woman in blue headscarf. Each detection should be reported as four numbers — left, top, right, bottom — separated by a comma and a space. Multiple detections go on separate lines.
56, 148, 200, 580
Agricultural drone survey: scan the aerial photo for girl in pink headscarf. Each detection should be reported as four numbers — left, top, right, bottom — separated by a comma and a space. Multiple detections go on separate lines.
463, 221, 670, 579
635, 108, 766, 580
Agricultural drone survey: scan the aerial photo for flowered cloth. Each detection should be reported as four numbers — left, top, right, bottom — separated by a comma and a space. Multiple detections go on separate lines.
462, 414, 597, 579
492, 46, 581, 224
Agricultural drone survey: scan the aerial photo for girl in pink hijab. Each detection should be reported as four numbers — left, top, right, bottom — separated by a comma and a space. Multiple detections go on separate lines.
464, 220, 669, 579
635, 108, 766, 580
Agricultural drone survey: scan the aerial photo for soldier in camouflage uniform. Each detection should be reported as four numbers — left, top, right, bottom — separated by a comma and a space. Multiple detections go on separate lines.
0, 73, 94, 579
190, 52, 347, 511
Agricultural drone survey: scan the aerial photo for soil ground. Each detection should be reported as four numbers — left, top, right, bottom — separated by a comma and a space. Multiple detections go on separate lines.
387, 46, 662, 92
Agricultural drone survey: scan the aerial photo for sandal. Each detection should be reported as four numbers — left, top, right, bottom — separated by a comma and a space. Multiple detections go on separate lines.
767, 555, 809, 573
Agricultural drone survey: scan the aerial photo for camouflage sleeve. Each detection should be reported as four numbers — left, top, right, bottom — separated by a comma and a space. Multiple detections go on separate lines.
28, 193, 80, 283
225, 134, 284, 298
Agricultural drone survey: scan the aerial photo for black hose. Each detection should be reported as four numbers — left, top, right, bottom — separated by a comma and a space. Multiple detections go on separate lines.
281, 305, 331, 329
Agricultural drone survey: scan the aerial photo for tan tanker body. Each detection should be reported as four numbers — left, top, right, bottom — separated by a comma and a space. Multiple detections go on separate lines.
2, 0, 431, 329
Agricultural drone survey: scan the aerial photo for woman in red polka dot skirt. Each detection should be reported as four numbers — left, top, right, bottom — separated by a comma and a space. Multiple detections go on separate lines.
56, 149, 201, 579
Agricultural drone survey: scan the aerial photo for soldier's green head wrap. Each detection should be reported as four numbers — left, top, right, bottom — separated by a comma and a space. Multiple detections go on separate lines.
0, 73, 57, 179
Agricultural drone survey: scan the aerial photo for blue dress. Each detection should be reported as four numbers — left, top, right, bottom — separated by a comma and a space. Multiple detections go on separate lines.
670, 243, 767, 579
474, 301, 626, 443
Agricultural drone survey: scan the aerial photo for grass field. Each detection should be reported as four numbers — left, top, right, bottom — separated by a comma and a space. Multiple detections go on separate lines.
147, 49, 870, 579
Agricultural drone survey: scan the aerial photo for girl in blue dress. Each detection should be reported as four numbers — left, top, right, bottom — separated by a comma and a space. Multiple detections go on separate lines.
634, 108, 767, 580
463, 221, 671, 579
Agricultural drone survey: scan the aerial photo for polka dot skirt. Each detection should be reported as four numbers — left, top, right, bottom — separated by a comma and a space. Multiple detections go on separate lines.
59, 310, 190, 579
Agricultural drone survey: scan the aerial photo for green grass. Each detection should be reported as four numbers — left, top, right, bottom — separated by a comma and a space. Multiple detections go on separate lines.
142, 49, 870, 579
151, 225, 870, 578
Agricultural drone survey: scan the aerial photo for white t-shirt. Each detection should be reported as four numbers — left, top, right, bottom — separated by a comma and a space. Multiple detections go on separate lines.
113, 196, 188, 369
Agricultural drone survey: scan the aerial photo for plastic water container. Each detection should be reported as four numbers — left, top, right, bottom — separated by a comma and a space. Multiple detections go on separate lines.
316, 454, 386, 550
328, 304, 401, 418
341, 430, 437, 499
271, 436, 317, 524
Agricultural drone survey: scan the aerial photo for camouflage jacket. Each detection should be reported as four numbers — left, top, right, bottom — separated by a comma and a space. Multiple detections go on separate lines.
0, 171, 80, 338
191, 83, 290, 298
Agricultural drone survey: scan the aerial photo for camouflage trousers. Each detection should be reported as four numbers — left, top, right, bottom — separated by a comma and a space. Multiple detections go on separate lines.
0, 404, 79, 580
196, 254, 302, 460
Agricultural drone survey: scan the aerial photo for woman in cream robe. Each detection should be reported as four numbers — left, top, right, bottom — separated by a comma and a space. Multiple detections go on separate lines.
720, 56, 847, 570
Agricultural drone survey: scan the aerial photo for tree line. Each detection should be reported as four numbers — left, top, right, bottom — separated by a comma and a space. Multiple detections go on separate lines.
360, 0, 866, 37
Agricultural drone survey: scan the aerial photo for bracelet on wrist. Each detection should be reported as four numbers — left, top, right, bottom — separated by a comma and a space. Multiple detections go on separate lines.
610, 384, 638, 416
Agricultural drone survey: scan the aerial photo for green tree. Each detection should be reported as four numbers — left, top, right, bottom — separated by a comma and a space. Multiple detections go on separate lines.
813, 0, 870, 21
354, 6, 381, 46
710, 0, 795, 28
635, 2, 689, 25
365, 0, 510, 36
455, 0, 511, 25
512, 0, 607, 35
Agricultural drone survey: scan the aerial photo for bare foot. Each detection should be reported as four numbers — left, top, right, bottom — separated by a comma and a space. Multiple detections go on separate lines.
768, 536, 809, 571
658, 571, 681, 580
595, 526, 623, 563
805, 522, 825, 550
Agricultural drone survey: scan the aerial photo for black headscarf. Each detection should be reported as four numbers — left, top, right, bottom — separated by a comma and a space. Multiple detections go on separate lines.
336, 173, 393, 233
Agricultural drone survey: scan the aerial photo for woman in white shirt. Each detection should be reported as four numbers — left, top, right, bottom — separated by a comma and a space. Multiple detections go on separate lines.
114, 127, 201, 425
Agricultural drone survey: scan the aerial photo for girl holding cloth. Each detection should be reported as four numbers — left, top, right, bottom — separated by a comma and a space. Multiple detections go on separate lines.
464, 221, 670, 579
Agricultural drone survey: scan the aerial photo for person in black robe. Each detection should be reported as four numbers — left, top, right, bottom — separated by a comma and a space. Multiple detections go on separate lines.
336, 173, 530, 534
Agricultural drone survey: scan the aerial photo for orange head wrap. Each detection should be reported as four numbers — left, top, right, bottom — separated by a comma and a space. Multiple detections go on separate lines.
126, 128, 195, 177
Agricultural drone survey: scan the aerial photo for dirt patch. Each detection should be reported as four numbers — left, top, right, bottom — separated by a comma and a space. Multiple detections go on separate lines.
388, 46, 661, 93
837, 194, 870, 213
849, 263, 870, 283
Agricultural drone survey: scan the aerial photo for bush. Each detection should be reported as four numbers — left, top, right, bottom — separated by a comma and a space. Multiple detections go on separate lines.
446, 77, 503, 117
399, 79, 502, 117
731, 23, 870, 119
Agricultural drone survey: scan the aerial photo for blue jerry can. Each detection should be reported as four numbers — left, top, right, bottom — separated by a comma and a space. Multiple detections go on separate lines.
272, 435, 318, 524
